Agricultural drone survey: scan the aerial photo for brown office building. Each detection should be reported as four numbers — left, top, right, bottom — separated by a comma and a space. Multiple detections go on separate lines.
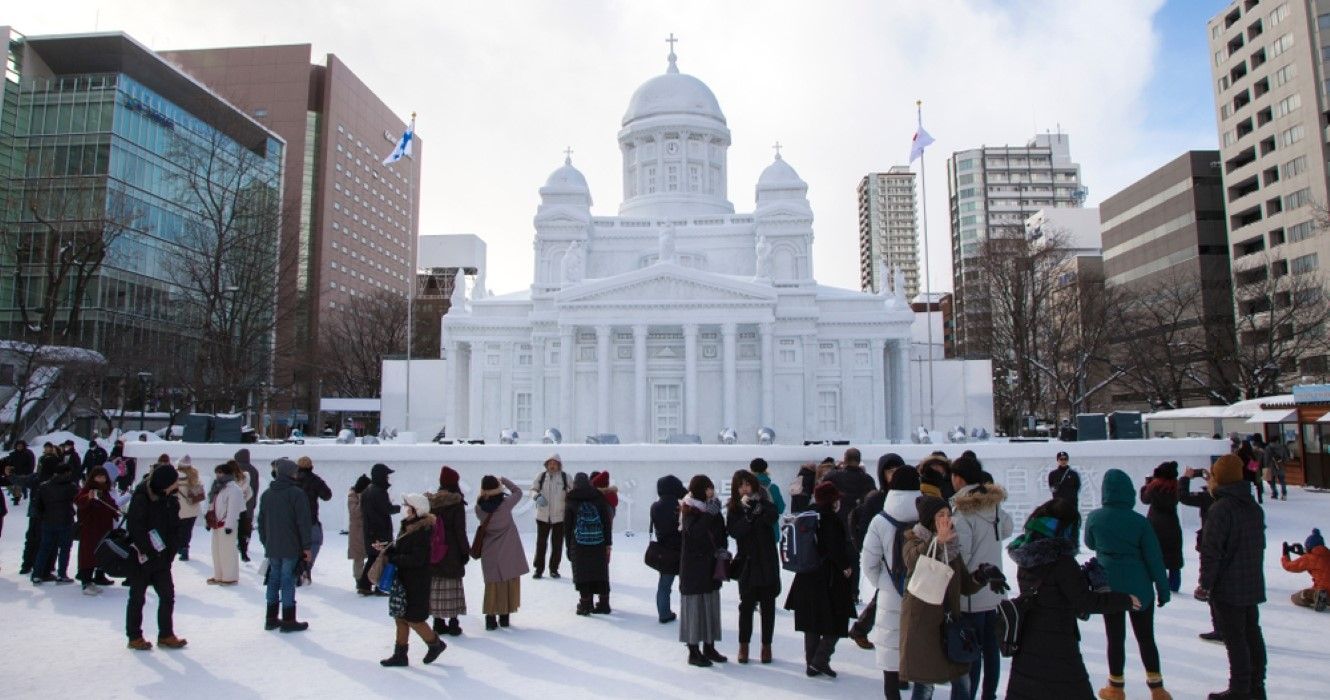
161, 45, 422, 431
1100, 150, 1232, 409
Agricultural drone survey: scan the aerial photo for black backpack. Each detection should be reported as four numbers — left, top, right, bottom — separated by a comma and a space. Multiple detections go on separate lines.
995, 573, 1044, 657
94, 528, 140, 578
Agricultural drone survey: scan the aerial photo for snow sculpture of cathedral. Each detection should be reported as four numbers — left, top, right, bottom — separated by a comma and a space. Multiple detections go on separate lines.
440, 45, 914, 444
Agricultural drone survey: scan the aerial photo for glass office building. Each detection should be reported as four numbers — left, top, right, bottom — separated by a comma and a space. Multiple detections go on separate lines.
0, 29, 283, 391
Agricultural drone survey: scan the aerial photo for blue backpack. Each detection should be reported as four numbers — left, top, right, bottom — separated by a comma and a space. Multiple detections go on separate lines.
574, 501, 605, 546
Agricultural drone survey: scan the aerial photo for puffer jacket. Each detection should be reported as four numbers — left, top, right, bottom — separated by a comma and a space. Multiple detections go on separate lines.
529, 468, 569, 524
1084, 469, 1170, 607
950, 482, 1014, 612
861, 488, 920, 672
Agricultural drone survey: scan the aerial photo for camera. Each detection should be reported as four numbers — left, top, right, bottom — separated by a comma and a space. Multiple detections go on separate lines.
1282, 541, 1306, 558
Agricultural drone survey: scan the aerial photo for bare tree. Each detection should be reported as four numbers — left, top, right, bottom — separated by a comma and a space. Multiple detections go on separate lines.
1031, 269, 1129, 420
1228, 251, 1330, 398
162, 120, 290, 414
317, 289, 409, 398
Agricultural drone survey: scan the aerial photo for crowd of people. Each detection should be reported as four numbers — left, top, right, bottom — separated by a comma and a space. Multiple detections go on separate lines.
0, 435, 1322, 700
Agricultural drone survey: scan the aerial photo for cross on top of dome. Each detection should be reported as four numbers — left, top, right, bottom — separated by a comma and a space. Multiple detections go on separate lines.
563, 146, 574, 165
666, 32, 679, 74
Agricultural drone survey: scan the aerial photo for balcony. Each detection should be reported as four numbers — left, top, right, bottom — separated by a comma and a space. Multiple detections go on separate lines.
1225, 145, 1257, 173
1229, 203, 1263, 231
1227, 174, 1259, 200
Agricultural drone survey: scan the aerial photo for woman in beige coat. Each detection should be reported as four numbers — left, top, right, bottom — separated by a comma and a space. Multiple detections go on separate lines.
475, 475, 528, 630
347, 474, 371, 585
900, 496, 1001, 699
208, 461, 247, 585
174, 458, 206, 561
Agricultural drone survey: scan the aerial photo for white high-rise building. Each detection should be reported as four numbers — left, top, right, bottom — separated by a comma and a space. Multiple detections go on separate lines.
858, 166, 920, 298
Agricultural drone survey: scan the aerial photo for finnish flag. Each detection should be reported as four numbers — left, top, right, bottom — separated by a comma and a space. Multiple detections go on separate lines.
382, 115, 415, 165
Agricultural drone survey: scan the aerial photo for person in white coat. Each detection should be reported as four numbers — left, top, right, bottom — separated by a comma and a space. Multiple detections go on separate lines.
528, 454, 569, 579
862, 467, 928, 700
208, 461, 247, 585
948, 456, 1014, 700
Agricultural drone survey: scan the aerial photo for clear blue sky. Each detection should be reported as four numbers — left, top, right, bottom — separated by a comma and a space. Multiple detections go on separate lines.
1141, 0, 1223, 152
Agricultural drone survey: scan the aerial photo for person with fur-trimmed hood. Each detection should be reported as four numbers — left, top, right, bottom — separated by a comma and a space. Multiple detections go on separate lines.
427, 466, 469, 637
861, 466, 923, 699
1282, 528, 1330, 609
378, 493, 447, 667
566, 472, 614, 616
948, 455, 1013, 700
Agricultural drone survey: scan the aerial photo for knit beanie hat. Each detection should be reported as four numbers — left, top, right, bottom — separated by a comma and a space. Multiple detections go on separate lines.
916, 495, 949, 531
402, 493, 430, 518
813, 481, 840, 507
177, 455, 192, 468
1211, 454, 1245, 486
890, 466, 921, 491
150, 464, 179, 493
438, 465, 460, 489
1307, 528, 1325, 551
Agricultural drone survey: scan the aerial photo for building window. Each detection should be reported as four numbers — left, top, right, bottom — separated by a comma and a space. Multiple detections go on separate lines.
1283, 187, 1311, 210
1280, 124, 1305, 146
1281, 155, 1307, 179
1269, 33, 1294, 58
514, 392, 532, 434
653, 383, 682, 442
819, 343, 837, 367
817, 389, 840, 434
1292, 252, 1319, 274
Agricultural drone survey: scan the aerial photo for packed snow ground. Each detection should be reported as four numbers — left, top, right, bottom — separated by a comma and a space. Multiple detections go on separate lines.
1, 488, 1328, 699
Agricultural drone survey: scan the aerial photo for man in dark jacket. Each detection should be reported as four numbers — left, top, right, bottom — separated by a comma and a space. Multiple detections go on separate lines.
650, 474, 686, 622
20, 443, 61, 576
1196, 454, 1266, 700
297, 457, 332, 581
4, 440, 35, 504
357, 463, 400, 594
125, 464, 187, 650
82, 439, 108, 479
823, 447, 876, 609
234, 448, 260, 562
258, 458, 313, 632
1048, 450, 1081, 506
58, 440, 81, 479
31, 462, 78, 584
1181, 465, 1221, 642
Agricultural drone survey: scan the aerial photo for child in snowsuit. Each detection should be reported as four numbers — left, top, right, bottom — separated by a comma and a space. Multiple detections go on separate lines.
1282, 528, 1329, 611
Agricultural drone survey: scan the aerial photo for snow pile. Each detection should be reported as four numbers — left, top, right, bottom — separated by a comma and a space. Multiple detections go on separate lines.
0, 489, 1327, 698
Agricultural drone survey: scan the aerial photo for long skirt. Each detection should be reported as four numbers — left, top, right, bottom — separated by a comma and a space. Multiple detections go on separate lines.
211, 528, 239, 582
430, 576, 467, 617
679, 590, 722, 644
483, 577, 521, 615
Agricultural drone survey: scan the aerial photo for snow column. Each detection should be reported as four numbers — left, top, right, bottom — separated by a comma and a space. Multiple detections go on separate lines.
634, 324, 648, 443
760, 323, 774, 431
596, 325, 611, 435
722, 322, 737, 433
560, 326, 575, 437
870, 338, 886, 441
684, 323, 698, 435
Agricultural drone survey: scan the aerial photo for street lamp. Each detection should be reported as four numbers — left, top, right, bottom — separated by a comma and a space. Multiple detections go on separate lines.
137, 371, 153, 431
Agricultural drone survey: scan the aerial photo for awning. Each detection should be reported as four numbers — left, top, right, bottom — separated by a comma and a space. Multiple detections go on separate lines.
1317, 413, 1330, 423
1245, 409, 1296, 424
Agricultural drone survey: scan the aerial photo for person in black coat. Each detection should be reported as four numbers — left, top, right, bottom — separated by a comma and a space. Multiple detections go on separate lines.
789, 462, 818, 513
234, 448, 260, 562
1197, 455, 1267, 700
1141, 461, 1184, 593
358, 463, 401, 594
650, 474, 686, 623
428, 466, 469, 637
1181, 464, 1221, 641
59, 441, 81, 480
31, 462, 78, 584
378, 493, 447, 667
82, 439, 108, 480
20, 443, 60, 576
296, 457, 332, 578
257, 458, 313, 632
565, 472, 614, 615
726, 469, 781, 664
679, 474, 728, 667
1048, 451, 1081, 506
4, 440, 35, 504
1005, 499, 1138, 699
784, 481, 855, 678
125, 465, 187, 650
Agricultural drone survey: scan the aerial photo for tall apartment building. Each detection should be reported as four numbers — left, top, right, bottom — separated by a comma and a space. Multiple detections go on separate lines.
858, 166, 920, 298
1208, 0, 1330, 376
0, 29, 283, 397
946, 133, 1085, 358
1100, 151, 1232, 408
162, 45, 422, 427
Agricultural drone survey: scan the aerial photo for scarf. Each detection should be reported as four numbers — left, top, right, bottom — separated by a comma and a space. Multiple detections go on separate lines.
478, 494, 504, 513
209, 473, 234, 503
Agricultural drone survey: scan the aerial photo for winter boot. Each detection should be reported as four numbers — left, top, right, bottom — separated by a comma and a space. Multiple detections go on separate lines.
850, 628, 875, 650
280, 605, 309, 633
498, 614, 510, 628
92, 572, 114, 586
687, 644, 712, 667
1146, 672, 1172, 700
380, 644, 409, 667
432, 617, 449, 636
82, 583, 103, 596
760, 644, 772, 664
1098, 676, 1126, 700
157, 636, 188, 649
265, 603, 280, 630
737, 642, 749, 664
576, 593, 593, 616
422, 636, 447, 664
127, 638, 152, 651
485, 615, 498, 631
702, 643, 728, 663
179, 549, 189, 562
447, 618, 462, 636
592, 594, 611, 615
1199, 630, 1223, 643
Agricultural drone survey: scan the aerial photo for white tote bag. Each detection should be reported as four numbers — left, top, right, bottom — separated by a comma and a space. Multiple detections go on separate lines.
906, 536, 954, 605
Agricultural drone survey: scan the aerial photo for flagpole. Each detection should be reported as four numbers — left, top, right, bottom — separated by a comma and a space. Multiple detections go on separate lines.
405, 113, 416, 436
916, 100, 936, 433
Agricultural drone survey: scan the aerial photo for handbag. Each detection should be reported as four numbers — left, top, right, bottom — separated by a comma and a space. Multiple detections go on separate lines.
366, 551, 388, 587
376, 562, 397, 592
204, 509, 220, 531
943, 598, 982, 664
644, 521, 680, 575
470, 509, 497, 560
906, 536, 955, 606
387, 578, 407, 618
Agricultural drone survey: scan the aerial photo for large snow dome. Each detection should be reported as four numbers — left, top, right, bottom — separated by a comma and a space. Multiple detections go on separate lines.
621, 56, 726, 126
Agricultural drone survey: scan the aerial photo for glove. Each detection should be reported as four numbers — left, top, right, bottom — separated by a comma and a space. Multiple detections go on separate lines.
974, 564, 1010, 594
225, 528, 233, 535
535, 494, 548, 508
1283, 541, 1293, 559
1193, 586, 1209, 602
